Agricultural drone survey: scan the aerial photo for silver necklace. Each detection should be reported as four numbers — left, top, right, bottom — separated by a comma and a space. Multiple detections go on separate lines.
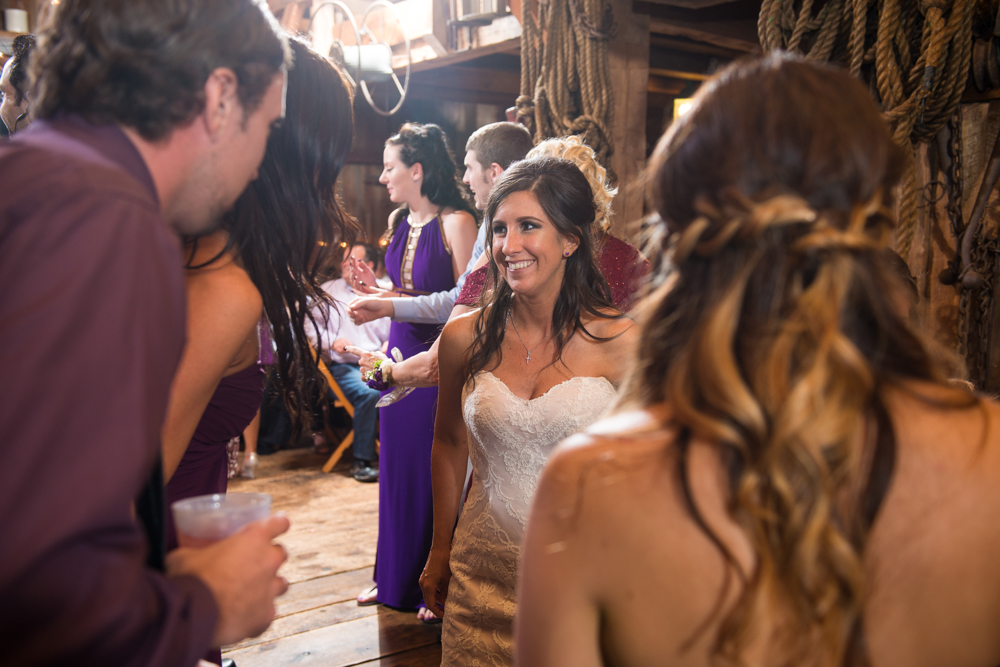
507, 310, 548, 364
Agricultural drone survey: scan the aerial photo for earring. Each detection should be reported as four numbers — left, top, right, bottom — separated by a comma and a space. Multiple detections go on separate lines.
564, 250, 571, 257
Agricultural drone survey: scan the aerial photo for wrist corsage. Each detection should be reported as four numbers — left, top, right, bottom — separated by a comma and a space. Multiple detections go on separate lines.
364, 358, 394, 391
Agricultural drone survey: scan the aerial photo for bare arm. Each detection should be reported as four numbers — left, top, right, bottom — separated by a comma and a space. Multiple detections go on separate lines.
351, 304, 473, 388
419, 314, 474, 617
161, 265, 262, 483
243, 409, 260, 457
442, 210, 478, 283
516, 441, 604, 667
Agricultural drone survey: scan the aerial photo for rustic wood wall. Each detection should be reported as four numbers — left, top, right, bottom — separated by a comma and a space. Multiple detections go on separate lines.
907, 100, 1000, 391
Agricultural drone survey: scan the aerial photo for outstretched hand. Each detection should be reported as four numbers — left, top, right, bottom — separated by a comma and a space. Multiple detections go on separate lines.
166, 514, 291, 647
348, 297, 395, 324
345, 345, 389, 376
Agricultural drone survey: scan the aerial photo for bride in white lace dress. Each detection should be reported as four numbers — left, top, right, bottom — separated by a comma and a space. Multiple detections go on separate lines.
420, 157, 637, 666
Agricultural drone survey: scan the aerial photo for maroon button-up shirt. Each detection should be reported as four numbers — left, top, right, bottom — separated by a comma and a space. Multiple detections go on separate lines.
0, 116, 218, 666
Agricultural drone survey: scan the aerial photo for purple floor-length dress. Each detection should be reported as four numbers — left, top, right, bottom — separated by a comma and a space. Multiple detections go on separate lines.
376, 215, 457, 609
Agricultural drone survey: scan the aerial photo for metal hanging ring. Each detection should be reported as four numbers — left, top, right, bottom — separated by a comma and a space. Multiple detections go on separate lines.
308, 1, 363, 91
358, 0, 411, 117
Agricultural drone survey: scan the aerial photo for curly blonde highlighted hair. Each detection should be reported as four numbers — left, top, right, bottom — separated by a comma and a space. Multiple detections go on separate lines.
630, 53, 971, 667
527, 135, 617, 235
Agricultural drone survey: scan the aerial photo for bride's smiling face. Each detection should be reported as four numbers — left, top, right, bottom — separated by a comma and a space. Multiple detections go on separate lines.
491, 190, 578, 297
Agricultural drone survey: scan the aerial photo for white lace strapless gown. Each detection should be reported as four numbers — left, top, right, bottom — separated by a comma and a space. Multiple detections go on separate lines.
442, 371, 617, 666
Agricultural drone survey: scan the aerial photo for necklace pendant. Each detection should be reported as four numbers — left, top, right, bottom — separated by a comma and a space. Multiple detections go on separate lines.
526, 354, 531, 363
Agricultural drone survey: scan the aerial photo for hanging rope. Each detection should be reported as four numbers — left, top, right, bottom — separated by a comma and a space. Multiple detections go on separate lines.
759, 0, 977, 258
516, 0, 616, 168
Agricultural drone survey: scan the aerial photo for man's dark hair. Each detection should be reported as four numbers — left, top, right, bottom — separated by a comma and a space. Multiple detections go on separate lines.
31, 0, 289, 141
352, 242, 381, 269
465, 121, 534, 171
8, 34, 35, 105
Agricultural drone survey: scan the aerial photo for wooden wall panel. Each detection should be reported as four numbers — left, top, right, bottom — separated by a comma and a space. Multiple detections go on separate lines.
608, 0, 650, 242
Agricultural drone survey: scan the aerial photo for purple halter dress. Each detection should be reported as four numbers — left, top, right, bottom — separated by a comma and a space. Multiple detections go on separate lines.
376, 215, 457, 609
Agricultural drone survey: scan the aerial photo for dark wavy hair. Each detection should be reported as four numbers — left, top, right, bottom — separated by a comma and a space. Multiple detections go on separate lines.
383, 122, 477, 240
31, 0, 289, 140
465, 157, 619, 379
631, 53, 971, 666
8, 34, 35, 106
192, 38, 359, 435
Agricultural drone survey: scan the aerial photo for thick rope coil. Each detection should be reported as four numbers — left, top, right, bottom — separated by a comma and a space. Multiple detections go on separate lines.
758, 0, 976, 259
518, 0, 616, 168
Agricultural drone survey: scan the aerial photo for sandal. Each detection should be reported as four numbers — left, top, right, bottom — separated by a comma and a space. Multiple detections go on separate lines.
417, 606, 442, 624
240, 452, 259, 479
356, 585, 378, 606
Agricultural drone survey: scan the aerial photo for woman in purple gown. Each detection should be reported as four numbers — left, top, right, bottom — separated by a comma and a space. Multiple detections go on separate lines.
159, 42, 358, 663
359, 123, 477, 621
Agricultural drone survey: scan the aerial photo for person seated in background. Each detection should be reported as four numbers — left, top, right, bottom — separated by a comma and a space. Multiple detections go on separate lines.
308, 242, 390, 483
1, 34, 35, 133
517, 53, 1000, 667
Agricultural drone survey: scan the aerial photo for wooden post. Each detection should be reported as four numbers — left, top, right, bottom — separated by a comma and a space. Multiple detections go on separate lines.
607, 0, 649, 240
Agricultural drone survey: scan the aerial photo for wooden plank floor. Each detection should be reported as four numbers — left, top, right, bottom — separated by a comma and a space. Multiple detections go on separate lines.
223, 449, 441, 667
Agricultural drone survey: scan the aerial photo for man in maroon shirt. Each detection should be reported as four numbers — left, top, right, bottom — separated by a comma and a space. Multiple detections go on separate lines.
0, 1, 293, 664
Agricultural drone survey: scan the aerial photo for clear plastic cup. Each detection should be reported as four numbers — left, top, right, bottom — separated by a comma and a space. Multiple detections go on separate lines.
172, 492, 272, 548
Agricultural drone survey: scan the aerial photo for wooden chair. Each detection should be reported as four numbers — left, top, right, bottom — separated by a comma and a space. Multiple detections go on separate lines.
312, 349, 379, 473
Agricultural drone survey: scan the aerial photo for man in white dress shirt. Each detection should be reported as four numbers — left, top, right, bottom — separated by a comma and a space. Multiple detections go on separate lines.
310, 243, 391, 482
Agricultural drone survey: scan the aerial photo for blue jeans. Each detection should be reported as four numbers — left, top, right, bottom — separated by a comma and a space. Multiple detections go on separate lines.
330, 362, 380, 462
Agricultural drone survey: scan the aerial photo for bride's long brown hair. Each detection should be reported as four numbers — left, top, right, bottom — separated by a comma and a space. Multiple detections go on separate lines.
626, 53, 972, 666
465, 157, 618, 379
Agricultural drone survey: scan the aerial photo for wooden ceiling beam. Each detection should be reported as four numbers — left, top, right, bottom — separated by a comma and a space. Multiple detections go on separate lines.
649, 67, 710, 81
648, 17, 757, 52
395, 37, 520, 74
412, 66, 521, 94
403, 84, 517, 107
638, 0, 746, 6
650, 34, 745, 58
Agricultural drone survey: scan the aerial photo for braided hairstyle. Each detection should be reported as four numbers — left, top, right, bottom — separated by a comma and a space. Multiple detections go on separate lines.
630, 52, 971, 667
382, 122, 477, 241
